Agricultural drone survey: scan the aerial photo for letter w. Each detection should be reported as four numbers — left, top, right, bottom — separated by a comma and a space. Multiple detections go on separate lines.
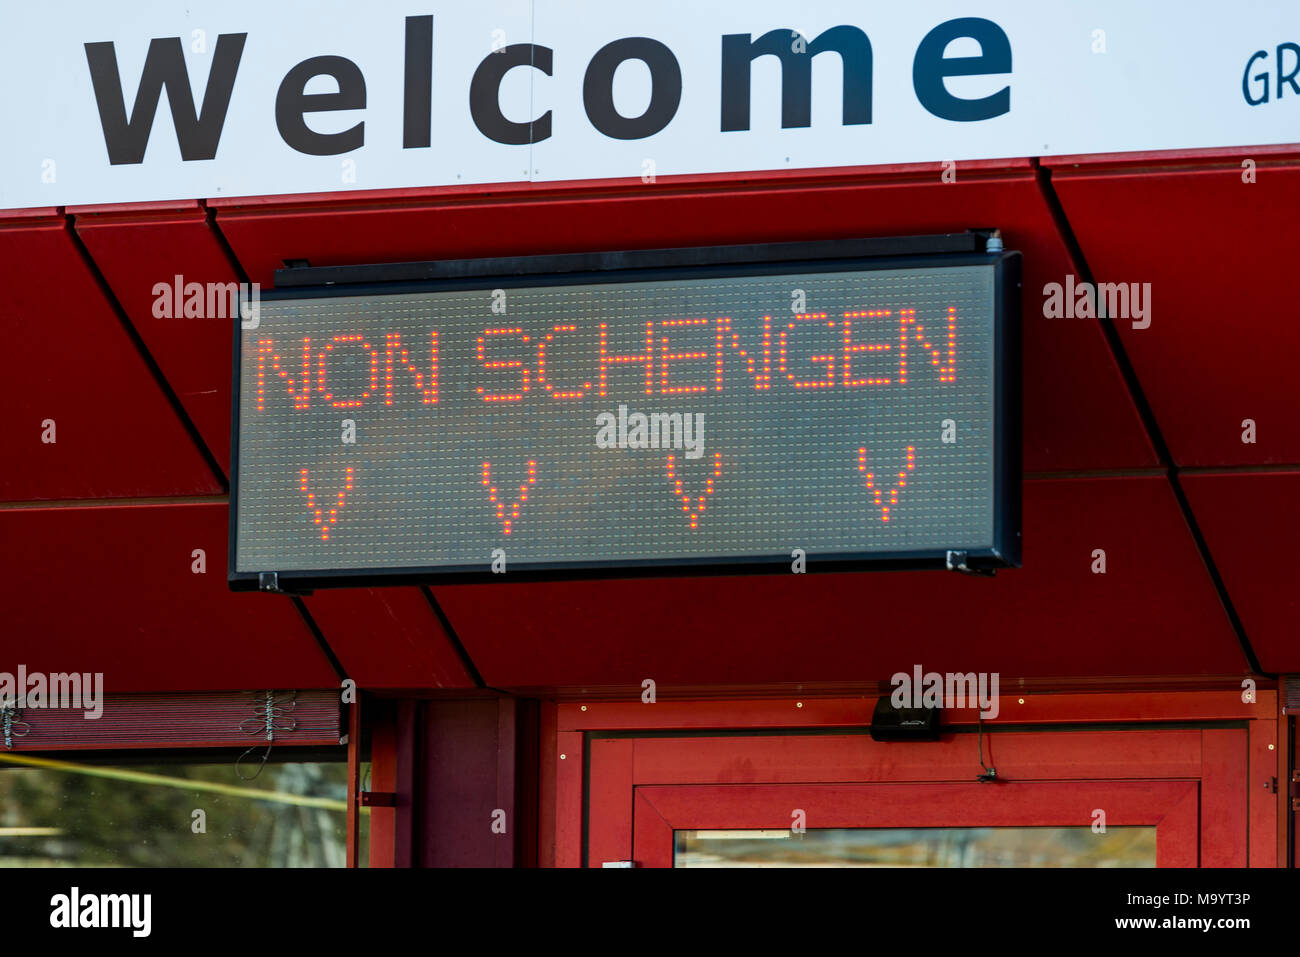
84, 34, 247, 165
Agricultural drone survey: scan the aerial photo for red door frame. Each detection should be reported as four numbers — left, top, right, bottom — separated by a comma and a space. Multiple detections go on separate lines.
542, 690, 1283, 868
632, 781, 1198, 868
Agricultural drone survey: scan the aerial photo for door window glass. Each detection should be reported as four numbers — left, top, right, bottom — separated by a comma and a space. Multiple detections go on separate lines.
674, 826, 1156, 867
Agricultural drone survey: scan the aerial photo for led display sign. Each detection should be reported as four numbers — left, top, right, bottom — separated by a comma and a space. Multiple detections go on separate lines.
229, 240, 1019, 589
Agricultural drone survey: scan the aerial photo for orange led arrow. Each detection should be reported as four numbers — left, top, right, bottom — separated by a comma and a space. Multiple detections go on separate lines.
858, 445, 916, 523
482, 460, 537, 536
666, 452, 723, 530
299, 467, 355, 541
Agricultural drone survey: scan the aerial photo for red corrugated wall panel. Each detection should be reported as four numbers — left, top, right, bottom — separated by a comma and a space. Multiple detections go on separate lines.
73, 202, 241, 475
0, 214, 221, 500
0, 501, 339, 691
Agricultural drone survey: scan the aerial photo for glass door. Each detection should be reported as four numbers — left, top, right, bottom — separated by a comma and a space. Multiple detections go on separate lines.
578, 726, 1245, 868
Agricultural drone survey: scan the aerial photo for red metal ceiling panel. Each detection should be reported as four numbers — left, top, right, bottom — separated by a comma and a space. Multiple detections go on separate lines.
0, 217, 221, 500
302, 588, 474, 689
434, 475, 1245, 689
211, 167, 1156, 473
1049, 155, 1300, 467
0, 501, 338, 691
73, 203, 238, 476
1181, 471, 1300, 675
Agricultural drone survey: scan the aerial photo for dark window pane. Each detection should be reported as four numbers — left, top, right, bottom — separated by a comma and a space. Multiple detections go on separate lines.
0, 757, 366, 867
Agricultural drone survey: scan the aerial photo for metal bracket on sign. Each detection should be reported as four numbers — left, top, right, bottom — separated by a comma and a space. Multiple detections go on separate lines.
258, 572, 312, 595
946, 550, 995, 578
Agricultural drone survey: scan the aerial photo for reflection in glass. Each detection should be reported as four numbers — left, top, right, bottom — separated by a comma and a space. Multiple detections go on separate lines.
675, 827, 1156, 867
0, 756, 365, 867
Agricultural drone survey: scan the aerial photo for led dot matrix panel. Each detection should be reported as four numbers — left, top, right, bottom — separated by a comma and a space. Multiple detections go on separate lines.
230, 243, 1020, 588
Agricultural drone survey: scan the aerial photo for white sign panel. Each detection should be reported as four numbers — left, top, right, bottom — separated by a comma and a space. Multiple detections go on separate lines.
2, 1, 1297, 209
